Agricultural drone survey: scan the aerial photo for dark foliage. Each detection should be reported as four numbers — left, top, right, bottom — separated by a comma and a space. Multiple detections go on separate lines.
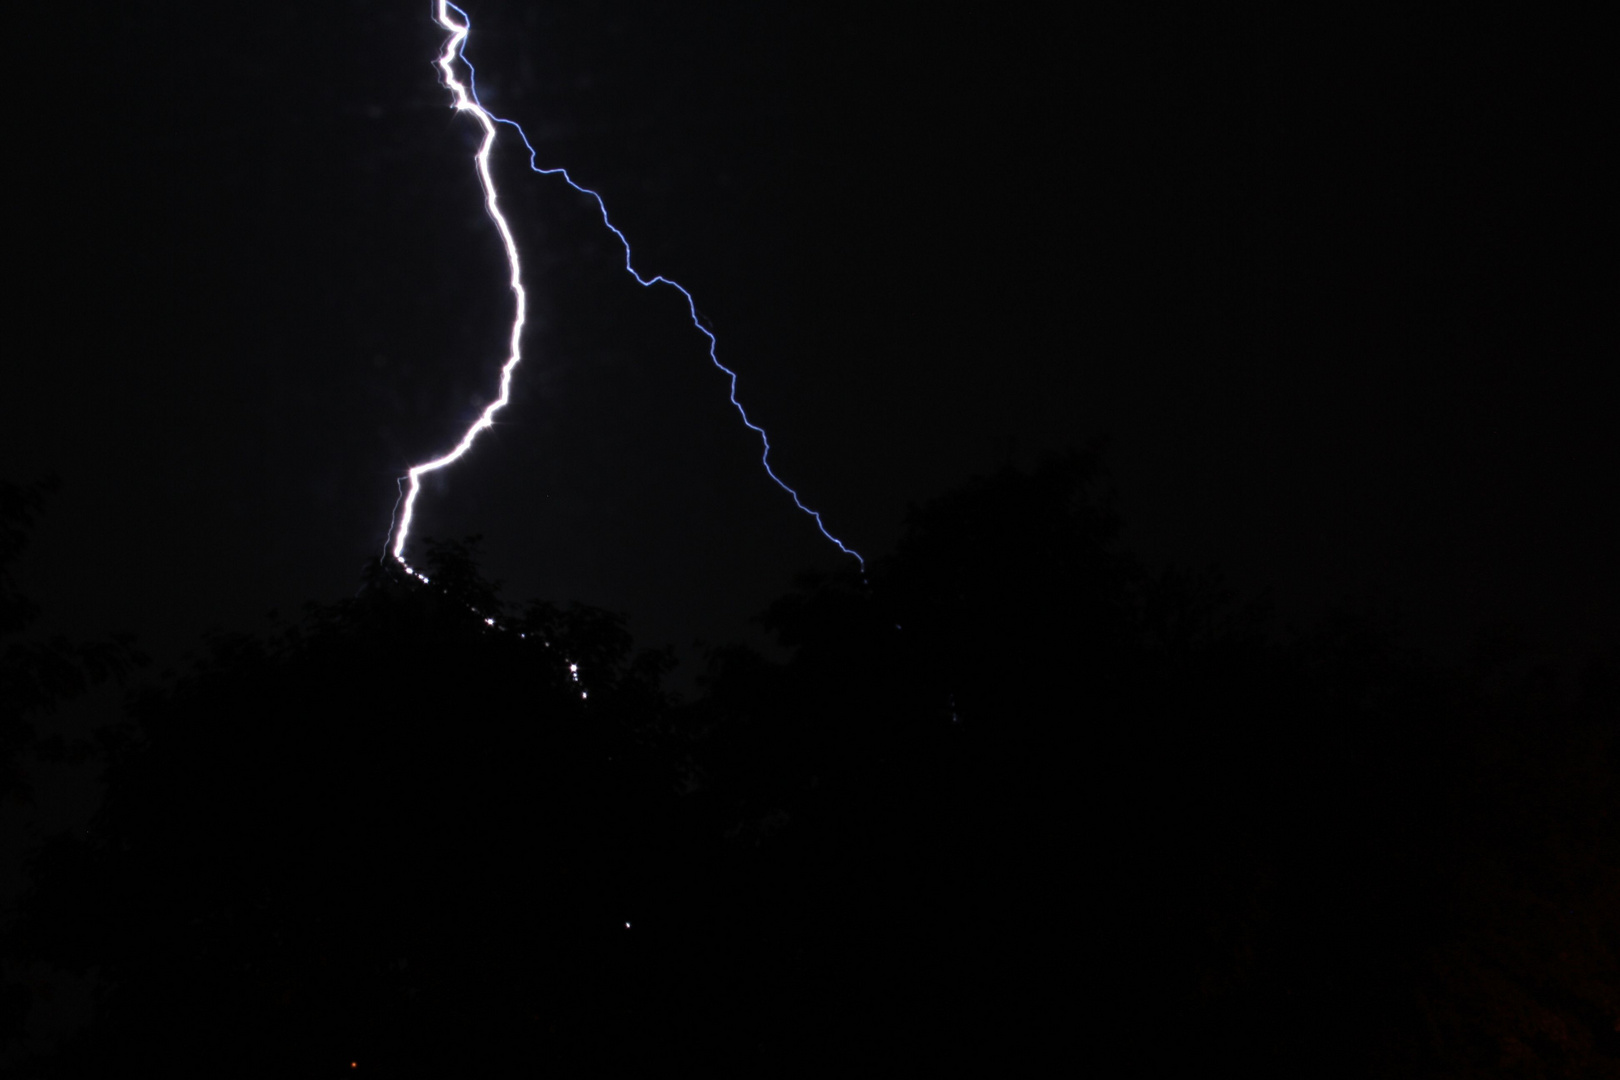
2, 479, 145, 1068
8, 457, 1619, 1076
13, 538, 684, 1074
1, 479, 144, 806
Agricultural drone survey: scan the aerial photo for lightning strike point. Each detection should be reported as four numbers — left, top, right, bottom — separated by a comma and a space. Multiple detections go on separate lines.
385, 2, 863, 574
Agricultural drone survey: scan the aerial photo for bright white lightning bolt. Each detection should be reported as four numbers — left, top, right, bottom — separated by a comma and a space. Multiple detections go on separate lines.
385, 2, 526, 577
386, 2, 864, 575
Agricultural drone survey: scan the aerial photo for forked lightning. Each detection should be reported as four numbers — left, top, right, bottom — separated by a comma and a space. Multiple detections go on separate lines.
387, 2, 862, 574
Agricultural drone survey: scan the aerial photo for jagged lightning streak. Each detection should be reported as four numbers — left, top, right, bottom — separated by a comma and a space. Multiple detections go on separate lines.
386, 2, 526, 574
388, 2, 863, 572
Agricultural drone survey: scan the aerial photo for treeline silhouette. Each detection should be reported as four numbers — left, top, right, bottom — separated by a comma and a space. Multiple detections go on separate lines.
4, 451, 1617, 1076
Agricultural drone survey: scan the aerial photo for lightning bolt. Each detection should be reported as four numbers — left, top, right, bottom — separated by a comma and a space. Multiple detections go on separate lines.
387, 1, 863, 575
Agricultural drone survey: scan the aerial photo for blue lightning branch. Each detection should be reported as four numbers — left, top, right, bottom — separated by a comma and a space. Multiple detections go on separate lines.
388, 2, 863, 574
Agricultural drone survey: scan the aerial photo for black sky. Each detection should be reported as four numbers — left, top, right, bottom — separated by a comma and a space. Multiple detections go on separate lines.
8, 1, 1611, 672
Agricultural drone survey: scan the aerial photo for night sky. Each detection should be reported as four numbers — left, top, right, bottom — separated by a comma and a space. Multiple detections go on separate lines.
6, 2, 1618, 1071
8, 2, 1611, 670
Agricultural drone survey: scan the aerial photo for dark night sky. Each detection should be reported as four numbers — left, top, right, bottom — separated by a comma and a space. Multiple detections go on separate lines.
7, 1, 1612, 675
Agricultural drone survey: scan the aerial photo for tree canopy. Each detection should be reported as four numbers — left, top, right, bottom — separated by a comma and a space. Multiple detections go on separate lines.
6, 453, 1618, 1077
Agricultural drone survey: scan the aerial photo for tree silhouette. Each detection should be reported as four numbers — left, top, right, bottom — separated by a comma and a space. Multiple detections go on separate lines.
14, 538, 687, 1074
1, 479, 143, 807
10, 458, 1619, 1076
2, 479, 145, 1062
689, 449, 1620, 1077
